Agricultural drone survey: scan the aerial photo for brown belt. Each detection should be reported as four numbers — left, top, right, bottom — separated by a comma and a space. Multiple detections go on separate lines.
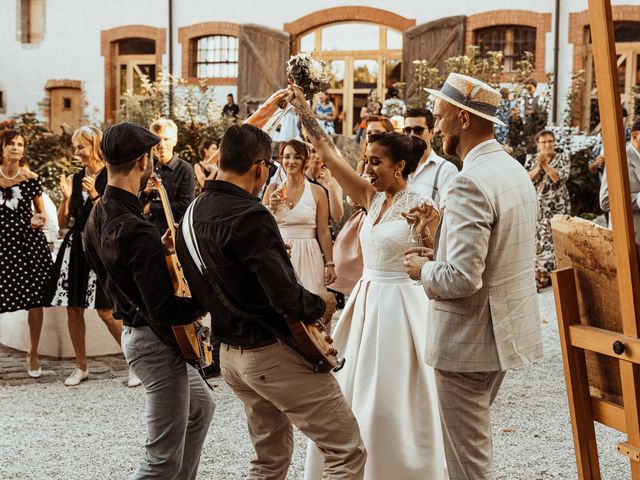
224, 338, 279, 351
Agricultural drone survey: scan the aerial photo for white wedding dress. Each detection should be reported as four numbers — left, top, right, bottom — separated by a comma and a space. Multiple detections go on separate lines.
304, 189, 446, 479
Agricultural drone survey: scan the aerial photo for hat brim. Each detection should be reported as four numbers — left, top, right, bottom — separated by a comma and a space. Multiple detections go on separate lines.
425, 88, 506, 127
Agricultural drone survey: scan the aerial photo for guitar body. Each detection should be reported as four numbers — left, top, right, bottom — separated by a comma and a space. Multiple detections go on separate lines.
172, 320, 213, 367
150, 172, 213, 368
286, 318, 345, 373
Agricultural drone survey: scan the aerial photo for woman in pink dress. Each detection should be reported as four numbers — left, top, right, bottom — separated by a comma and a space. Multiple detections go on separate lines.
263, 140, 336, 295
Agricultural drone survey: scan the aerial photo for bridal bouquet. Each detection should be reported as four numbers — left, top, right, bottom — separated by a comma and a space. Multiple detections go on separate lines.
287, 53, 330, 101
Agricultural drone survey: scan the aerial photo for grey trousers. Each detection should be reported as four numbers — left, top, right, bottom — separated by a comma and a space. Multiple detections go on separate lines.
434, 369, 506, 480
221, 341, 366, 480
122, 326, 215, 480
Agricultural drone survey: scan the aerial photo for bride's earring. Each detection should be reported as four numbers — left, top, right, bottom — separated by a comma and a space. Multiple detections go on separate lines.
394, 170, 401, 179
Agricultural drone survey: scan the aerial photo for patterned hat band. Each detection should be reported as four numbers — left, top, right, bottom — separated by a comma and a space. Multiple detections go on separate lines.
440, 83, 498, 117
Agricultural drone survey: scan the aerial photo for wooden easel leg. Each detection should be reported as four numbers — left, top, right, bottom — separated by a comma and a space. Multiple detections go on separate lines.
552, 268, 602, 479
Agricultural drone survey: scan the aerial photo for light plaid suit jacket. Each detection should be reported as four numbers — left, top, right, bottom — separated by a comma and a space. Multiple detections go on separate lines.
599, 142, 640, 244
421, 139, 543, 372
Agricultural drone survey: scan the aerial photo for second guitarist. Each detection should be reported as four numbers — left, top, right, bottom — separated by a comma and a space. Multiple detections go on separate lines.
175, 123, 367, 479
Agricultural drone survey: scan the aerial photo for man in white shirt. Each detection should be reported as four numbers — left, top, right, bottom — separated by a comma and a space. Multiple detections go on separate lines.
404, 108, 458, 206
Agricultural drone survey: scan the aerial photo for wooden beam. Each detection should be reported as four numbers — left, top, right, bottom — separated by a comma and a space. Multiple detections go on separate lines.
570, 325, 640, 363
589, 0, 640, 475
553, 268, 602, 479
593, 397, 627, 433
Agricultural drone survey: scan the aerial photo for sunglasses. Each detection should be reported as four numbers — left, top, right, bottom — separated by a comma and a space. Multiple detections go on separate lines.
403, 126, 426, 136
260, 159, 278, 179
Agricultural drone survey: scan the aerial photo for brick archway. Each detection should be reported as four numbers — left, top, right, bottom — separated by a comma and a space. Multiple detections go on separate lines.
100, 25, 166, 123
178, 22, 240, 85
283, 6, 416, 40
569, 5, 640, 127
465, 10, 552, 83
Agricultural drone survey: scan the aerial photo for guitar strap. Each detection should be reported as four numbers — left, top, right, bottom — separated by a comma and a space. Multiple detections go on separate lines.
181, 200, 316, 365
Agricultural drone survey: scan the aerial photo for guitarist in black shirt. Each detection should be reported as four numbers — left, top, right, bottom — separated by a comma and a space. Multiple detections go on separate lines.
176, 123, 366, 479
84, 122, 214, 480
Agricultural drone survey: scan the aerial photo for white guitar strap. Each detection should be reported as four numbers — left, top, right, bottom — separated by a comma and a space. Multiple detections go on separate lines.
181, 198, 206, 275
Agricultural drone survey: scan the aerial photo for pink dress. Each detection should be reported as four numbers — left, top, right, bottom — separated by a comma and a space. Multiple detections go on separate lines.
274, 180, 326, 295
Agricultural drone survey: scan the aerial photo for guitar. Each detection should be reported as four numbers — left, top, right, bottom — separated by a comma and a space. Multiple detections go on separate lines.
286, 316, 345, 373
149, 171, 213, 368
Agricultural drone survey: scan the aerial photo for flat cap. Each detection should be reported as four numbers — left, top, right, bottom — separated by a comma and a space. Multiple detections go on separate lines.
100, 122, 160, 165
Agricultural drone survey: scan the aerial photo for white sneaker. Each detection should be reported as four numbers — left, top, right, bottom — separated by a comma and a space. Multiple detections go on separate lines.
64, 368, 89, 386
127, 370, 142, 388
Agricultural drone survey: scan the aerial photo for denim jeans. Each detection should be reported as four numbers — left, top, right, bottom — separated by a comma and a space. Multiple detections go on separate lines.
122, 326, 215, 480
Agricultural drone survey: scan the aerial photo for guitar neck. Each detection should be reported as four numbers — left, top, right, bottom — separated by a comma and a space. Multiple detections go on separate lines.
154, 174, 177, 237
151, 173, 191, 297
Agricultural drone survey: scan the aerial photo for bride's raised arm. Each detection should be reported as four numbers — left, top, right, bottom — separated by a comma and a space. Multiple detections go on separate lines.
288, 85, 377, 210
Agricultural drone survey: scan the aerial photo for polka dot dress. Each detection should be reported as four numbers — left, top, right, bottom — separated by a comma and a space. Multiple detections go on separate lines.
0, 178, 53, 313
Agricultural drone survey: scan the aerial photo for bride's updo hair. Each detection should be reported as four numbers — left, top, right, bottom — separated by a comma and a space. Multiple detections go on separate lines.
367, 132, 427, 177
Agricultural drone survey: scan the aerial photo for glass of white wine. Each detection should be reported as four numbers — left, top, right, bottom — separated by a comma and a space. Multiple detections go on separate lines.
407, 218, 429, 285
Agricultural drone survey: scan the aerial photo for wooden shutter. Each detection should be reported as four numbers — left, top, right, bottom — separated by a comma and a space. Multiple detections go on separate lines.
238, 24, 290, 110
403, 16, 466, 97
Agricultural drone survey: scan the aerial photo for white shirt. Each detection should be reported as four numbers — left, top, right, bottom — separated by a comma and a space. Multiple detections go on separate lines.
408, 149, 458, 206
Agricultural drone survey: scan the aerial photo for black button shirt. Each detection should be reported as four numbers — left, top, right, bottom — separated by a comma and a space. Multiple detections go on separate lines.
84, 186, 202, 346
175, 180, 326, 347
141, 155, 195, 234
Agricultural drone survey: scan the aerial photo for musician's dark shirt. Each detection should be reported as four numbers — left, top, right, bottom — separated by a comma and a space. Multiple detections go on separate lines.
84, 185, 202, 346
175, 180, 326, 347
140, 155, 195, 234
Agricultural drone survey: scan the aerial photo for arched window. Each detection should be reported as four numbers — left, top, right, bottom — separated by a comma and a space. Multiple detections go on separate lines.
295, 22, 403, 135
193, 35, 238, 78
475, 25, 536, 71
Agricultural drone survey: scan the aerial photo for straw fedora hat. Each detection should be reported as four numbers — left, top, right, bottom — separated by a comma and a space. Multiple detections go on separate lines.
426, 73, 505, 127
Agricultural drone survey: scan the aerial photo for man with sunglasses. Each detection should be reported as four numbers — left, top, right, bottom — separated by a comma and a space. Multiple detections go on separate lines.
404, 108, 458, 206
175, 123, 366, 479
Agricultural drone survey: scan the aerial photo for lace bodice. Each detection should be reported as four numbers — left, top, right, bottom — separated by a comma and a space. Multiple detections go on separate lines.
360, 189, 432, 272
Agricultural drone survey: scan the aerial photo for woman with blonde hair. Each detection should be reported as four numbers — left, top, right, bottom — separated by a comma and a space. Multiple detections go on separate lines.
46, 126, 136, 386
0, 129, 52, 378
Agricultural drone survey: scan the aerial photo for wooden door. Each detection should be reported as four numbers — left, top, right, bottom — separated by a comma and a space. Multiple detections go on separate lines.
403, 16, 466, 97
238, 24, 290, 111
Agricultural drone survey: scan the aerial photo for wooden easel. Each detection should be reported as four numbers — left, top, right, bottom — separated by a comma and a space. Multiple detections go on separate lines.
552, 0, 640, 478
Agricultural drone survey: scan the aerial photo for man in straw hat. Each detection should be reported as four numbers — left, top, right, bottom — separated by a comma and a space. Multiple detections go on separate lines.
404, 73, 543, 479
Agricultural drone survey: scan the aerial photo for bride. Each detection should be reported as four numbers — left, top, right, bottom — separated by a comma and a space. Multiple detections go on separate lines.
289, 86, 446, 479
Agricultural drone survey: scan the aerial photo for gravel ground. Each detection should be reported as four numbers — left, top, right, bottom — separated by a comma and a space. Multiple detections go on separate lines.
0, 290, 632, 479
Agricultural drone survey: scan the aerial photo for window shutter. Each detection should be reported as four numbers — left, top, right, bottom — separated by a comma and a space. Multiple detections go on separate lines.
237, 24, 290, 112
403, 16, 466, 97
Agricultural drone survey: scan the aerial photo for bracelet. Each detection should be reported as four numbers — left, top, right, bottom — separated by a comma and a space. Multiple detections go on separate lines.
89, 194, 100, 202
325, 262, 335, 267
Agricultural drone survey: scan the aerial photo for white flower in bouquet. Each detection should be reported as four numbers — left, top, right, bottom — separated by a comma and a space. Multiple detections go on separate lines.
287, 52, 330, 100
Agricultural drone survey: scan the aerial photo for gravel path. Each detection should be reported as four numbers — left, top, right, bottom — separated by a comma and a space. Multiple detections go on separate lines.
0, 290, 632, 479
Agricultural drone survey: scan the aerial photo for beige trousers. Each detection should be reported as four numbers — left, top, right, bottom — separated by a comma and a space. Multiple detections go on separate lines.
221, 341, 366, 480
434, 369, 506, 480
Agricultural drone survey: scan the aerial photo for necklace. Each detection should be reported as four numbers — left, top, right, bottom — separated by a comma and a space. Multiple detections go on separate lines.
0, 165, 20, 180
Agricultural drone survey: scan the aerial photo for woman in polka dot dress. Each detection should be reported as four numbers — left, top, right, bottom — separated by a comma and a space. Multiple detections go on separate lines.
0, 130, 53, 377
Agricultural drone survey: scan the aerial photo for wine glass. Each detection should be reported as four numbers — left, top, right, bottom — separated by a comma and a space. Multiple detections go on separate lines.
407, 221, 428, 285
